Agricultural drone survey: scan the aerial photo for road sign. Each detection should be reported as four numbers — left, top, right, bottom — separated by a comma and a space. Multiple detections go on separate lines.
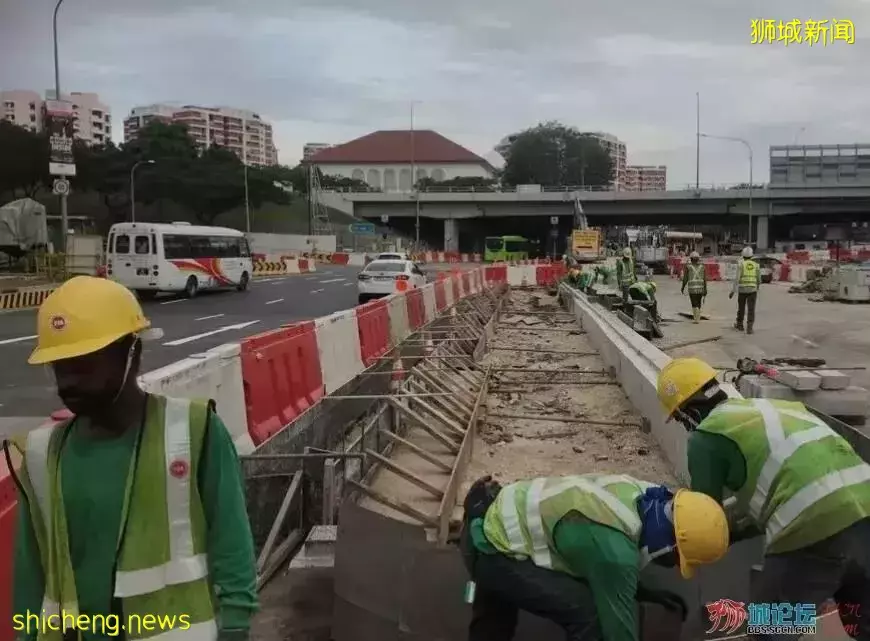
380, 214, 389, 223
550, 216, 559, 225
349, 222, 376, 235
52, 178, 70, 196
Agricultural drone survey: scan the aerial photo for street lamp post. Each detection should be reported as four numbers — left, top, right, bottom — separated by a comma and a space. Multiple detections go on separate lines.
410, 100, 421, 248
699, 133, 754, 245
130, 160, 155, 223
244, 162, 251, 233
53, 0, 68, 254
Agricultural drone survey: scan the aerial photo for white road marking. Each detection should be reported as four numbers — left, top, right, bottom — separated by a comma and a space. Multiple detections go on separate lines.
311, 289, 325, 294
319, 278, 346, 284
343, 282, 354, 287
271, 281, 284, 285
265, 298, 284, 305
163, 320, 261, 347
304, 276, 317, 280
160, 298, 187, 305
0, 335, 37, 346
790, 334, 819, 348
194, 314, 224, 322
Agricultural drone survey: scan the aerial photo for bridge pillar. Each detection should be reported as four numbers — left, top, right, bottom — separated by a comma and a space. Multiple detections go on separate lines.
444, 218, 459, 252
756, 215, 770, 250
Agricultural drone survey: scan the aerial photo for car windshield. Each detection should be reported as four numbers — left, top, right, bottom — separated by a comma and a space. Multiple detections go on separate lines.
378, 254, 403, 260
365, 261, 405, 273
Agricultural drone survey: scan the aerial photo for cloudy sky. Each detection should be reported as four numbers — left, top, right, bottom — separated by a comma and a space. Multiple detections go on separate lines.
1, 0, 867, 187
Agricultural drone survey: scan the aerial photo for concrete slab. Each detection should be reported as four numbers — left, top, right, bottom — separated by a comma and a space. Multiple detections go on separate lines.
738, 376, 869, 419
775, 368, 822, 391
815, 369, 851, 390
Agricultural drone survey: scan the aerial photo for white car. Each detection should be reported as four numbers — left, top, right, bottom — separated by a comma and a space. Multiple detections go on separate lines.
358, 260, 426, 304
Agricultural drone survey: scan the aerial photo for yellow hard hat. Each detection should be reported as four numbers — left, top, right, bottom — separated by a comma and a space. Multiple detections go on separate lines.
29, 276, 150, 365
656, 357, 718, 417
673, 489, 729, 578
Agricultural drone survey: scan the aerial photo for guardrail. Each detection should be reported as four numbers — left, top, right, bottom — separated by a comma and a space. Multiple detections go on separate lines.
320, 182, 759, 195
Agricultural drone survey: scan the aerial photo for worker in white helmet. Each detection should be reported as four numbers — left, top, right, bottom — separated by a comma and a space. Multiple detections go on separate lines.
680, 251, 707, 324
616, 247, 636, 305
729, 246, 760, 334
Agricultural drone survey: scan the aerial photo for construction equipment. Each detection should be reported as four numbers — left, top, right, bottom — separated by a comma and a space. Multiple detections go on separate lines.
836, 263, 870, 302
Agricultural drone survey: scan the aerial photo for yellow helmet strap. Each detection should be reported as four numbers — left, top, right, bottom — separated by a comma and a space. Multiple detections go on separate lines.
114, 335, 142, 404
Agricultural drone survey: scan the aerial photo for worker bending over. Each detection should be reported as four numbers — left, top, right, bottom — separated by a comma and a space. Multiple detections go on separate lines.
616, 247, 637, 304
680, 251, 707, 323
730, 246, 760, 334
460, 473, 729, 641
657, 357, 870, 641
627, 280, 660, 322
10, 277, 258, 641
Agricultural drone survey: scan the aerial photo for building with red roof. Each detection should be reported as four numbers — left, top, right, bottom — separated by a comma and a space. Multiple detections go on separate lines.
308, 129, 495, 192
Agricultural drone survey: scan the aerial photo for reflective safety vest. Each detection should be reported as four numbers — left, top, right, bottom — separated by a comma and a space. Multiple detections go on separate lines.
684, 263, 706, 294
629, 281, 655, 300
482, 474, 654, 576
738, 259, 759, 293
696, 398, 870, 554
13, 396, 218, 641
617, 258, 636, 287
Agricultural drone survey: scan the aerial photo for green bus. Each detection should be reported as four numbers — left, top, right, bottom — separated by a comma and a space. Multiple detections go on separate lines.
484, 235, 530, 262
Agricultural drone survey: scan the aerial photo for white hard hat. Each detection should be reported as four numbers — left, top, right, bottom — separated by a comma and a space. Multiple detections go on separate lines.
623, 248, 632, 258
741, 246, 754, 258
690, 251, 700, 259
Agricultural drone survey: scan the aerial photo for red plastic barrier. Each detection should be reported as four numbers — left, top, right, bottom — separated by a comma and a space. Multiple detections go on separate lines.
462, 272, 471, 294
434, 280, 447, 311
829, 248, 853, 262
703, 262, 721, 281
779, 263, 791, 281
331, 253, 350, 265
858, 250, 870, 262
356, 299, 390, 366
252, 253, 267, 262
451, 277, 461, 301
240, 322, 324, 445
0, 462, 16, 641
298, 259, 310, 271
786, 250, 810, 263
406, 289, 426, 329
485, 265, 507, 284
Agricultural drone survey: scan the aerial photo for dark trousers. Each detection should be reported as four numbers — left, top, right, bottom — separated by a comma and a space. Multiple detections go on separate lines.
750, 518, 870, 640
736, 291, 757, 326
461, 525, 601, 641
688, 293, 704, 308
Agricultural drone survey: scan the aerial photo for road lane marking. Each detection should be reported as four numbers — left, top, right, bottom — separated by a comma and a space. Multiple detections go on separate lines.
160, 298, 187, 305
311, 289, 324, 294
162, 320, 261, 347
304, 276, 317, 280
319, 278, 346, 284
343, 282, 354, 287
0, 335, 37, 346
194, 314, 225, 322
265, 298, 284, 305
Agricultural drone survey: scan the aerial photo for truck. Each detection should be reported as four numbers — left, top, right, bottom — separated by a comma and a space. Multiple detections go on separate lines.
625, 227, 669, 274
570, 228, 602, 262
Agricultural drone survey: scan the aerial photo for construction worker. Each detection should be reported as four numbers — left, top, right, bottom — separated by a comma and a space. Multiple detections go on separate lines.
680, 251, 707, 324
459, 473, 730, 641
656, 357, 870, 640
616, 247, 636, 304
594, 264, 613, 287
10, 277, 258, 641
730, 246, 760, 334
627, 280, 659, 322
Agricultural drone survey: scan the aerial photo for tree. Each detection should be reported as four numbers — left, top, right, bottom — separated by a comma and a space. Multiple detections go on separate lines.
0, 121, 50, 200
500, 122, 613, 188
72, 141, 135, 230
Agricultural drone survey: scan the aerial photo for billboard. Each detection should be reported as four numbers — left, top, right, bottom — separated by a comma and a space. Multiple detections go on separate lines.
44, 100, 76, 177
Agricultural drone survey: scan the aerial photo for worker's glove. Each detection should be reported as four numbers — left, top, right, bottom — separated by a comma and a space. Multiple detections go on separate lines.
218, 629, 249, 641
728, 292, 734, 300
636, 585, 688, 621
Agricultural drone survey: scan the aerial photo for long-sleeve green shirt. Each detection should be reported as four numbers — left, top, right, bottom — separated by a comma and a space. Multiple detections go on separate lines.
12, 405, 258, 640
470, 512, 639, 641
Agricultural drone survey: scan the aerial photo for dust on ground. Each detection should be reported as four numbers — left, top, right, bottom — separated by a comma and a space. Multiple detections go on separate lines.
465, 288, 677, 489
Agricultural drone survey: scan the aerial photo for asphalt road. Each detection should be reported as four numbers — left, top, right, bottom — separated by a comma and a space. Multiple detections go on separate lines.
0, 265, 370, 417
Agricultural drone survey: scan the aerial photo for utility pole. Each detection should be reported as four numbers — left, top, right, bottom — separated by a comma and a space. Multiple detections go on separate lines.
130, 160, 155, 223
695, 92, 700, 191
699, 133, 754, 245
53, 0, 68, 255
411, 101, 420, 248
243, 162, 251, 233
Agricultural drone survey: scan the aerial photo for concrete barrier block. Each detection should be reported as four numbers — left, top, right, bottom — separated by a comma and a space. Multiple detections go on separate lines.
775, 369, 821, 391
739, 376, 870, 419
815, 369, 851, 390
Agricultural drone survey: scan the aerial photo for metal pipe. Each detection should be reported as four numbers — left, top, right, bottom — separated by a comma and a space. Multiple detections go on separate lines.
241, 453, 366, 461
699, 133, 754, 244
53, 0, 68, 255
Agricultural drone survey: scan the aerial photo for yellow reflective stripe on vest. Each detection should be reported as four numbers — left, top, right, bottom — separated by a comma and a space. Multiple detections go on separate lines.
526, 478, 551, 567
26, 426, 54, 538
766, 464, 870, 544
114, 398, 209, 598
711, 399, 862, 528
499, 484, 527, 557
141, 620, 218, 641
540, 476, 642, 537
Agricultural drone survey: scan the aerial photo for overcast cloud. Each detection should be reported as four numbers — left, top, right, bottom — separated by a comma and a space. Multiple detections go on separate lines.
1, 0, 867, 186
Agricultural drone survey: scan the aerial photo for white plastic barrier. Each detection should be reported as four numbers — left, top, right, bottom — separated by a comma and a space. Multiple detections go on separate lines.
315, 310, 365, 394
443, 279, 455, 308
283, 259, 302, 274
506, 265, 537, 287
421, 283, 437, 323
138, 343, 255, 455
348, 253, 368, 266
386, 293, 411, 346
719, 261, 738, 282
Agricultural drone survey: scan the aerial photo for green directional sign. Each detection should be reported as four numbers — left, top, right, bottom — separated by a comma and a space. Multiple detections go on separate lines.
349, 222, 376, 235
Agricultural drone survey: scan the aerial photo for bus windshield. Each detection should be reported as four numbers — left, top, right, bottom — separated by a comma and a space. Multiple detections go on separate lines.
485, 237, 505, 251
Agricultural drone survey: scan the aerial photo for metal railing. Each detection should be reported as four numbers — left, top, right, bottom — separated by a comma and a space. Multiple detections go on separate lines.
319, 182, 763, 195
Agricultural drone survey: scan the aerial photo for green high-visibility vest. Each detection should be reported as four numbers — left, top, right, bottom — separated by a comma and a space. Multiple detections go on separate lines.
738, 259, 759, 293
617, 258, 636, 287
629, 281, 655, 300
13, 396, 218, 640
685, 263, 706, 294
696, 398, 870, 554
482, 474, 654, 576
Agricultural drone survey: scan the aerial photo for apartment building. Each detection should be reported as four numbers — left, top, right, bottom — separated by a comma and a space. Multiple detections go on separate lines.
123, 104, 278, 166
1, 89, 111, 144
303, 142, 331, 160
624, 164, 667, 191
580, 131, 627, 190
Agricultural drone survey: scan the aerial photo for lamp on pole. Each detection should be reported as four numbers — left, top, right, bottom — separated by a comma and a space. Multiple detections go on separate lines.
244, 162, 251, 233
699, 133, 754, 245
130, 160, 155, 223
53, 0, 68, 255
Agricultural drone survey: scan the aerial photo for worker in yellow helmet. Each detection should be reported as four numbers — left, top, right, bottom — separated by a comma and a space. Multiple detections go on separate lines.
459, 472, 729, 640
657, 357, 870, 639
9, 277, 258, 641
